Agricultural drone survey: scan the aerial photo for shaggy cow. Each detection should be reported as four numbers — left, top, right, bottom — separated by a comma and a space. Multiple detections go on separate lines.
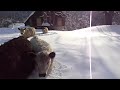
42, 27, 48, 34
30, 36, 56, 77
0, 36, 36, 79
18, 27, 36, 38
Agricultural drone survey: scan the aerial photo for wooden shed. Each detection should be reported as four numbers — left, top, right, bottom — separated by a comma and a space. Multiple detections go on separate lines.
24, 11, 66, 30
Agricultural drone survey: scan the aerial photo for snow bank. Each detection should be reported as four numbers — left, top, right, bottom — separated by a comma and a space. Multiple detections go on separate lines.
1, 25, 120, 79
8, 23, 25, 29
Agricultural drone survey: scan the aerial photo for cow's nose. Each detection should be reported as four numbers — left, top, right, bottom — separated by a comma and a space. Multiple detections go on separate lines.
39, 73, 46, 77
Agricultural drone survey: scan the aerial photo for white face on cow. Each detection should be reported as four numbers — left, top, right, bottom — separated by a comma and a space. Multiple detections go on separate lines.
18, 28, 26, 35
35, 51, 55, 77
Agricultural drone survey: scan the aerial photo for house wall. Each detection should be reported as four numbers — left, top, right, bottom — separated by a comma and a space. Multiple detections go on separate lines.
57, 17, 63, 26
53, 26, 65, 30
36, 17, 42, 26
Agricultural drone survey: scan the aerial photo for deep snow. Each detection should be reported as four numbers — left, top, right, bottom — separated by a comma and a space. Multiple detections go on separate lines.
1, 25, 120, 79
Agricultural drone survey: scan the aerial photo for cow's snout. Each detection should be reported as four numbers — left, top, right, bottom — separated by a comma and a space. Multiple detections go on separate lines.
39, 73, 46, 77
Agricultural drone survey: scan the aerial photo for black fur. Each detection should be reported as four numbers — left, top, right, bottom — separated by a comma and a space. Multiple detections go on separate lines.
0, 36, 36, 79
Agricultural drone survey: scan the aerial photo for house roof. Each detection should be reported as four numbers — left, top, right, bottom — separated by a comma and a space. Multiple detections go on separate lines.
24, 11, 66, 23
24, 11, 35, 23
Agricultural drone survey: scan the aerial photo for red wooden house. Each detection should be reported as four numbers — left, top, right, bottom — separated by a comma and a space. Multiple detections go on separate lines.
24, 11, 66, 30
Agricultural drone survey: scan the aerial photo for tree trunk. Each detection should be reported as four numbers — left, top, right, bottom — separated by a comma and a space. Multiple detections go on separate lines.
105, 11, 114, 25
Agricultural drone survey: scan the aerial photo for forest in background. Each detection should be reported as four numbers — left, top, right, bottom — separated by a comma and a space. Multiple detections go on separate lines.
0, 11, 119, 30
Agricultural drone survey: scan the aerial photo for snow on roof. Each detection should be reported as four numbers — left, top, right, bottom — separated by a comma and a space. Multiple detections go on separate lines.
24, 11, 35, 23
55, 12, 66, 17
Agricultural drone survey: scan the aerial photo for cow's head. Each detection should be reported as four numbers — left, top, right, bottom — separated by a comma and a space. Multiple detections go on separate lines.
35, 51, 56, 77
18, 27, 26, 35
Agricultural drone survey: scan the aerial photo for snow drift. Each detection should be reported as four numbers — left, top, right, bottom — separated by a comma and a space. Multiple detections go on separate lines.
0, 25, 120, 79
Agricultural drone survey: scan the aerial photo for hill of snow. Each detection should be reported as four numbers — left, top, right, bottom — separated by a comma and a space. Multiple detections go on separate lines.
1, 25, 120, 79
8, 23, 25, 29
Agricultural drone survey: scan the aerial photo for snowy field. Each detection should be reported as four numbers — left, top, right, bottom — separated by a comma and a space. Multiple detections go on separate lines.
1, 25, 120, 79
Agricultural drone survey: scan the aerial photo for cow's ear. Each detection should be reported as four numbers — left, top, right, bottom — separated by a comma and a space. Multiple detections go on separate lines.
27, 52, 36, 58
49, 52, 56, 59
18, 28, 20, 30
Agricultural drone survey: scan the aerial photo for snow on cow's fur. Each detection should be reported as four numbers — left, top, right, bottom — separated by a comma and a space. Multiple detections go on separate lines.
30, 36, 56, 77
18, 27, 36, 38
0, 36, 36, 79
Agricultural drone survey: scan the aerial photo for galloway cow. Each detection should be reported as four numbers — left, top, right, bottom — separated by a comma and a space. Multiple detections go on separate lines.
0, 36, 36, 79
30, 36, 56, 77
42, 27, 48, 34
18, 27, 36, 38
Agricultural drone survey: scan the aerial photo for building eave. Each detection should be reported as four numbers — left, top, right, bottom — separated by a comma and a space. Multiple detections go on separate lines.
24, 11, 36, 23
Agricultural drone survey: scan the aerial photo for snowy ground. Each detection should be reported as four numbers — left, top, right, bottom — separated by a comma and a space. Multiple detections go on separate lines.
1, 25, 120, 79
